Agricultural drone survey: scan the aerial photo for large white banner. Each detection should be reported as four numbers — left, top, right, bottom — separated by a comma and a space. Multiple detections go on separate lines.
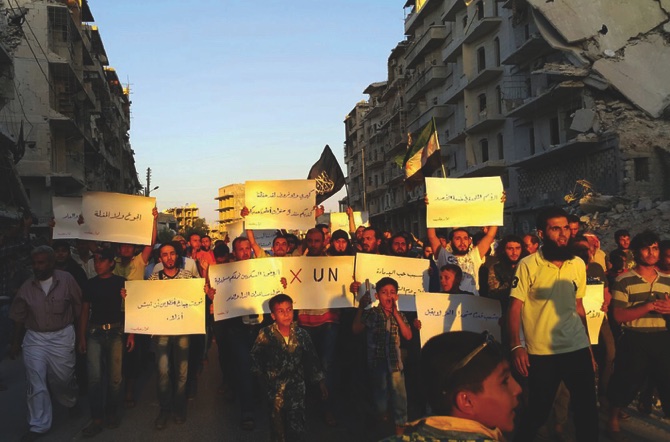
354, 254, 430, 296
329, 211, 369, 232
583, 284, 605, 345
52, 197, 81, 239
415, 293, 502, 347
244, 180, 316, 231
124, 279, 206, 335
80, 192, 155, 244
209, 258, 284, 321
425, 177, 504, 227
282, 256, 355, 309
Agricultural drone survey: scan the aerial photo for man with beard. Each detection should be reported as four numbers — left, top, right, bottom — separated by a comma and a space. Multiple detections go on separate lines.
606, 231, 670, 436
10, 246, 82, 440
610, 229, 635, 270
144, 242, 198, 429
482, 235, 524, 345
507, 207, 598, 442
427, 225, 497, 295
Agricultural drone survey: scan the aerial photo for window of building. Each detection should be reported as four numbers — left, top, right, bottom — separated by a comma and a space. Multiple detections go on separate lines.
478, 93, 487, 112
476, 1, 484, 20
477, 47, 486, 72
462, 15, 468, 31
496, 85, 502, 114
529, 126, 536, 155
525, 77, 532, 97
480, 139, 489, 162
497, 133, 504, 159
494, 37, 501, 66
634, 157, 650, 181
550, 117, 560, 145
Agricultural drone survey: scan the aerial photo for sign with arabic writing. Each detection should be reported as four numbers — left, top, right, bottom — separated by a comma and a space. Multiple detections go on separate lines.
354, 253, 430, 296
244, 180, 316, 231
415, 292, 502, 347
425, 177, 504, 228
52, 196, 82, 239
80, 192, 156, 244
282, 256, 355, 309
329, 211, 369, 232
583, 284, 605, 345
209, 258, 284, 321
124, 279, 205, 335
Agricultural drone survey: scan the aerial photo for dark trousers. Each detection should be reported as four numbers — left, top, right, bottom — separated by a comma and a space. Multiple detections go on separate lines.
608, 330, 670, 415
514, 347, 598, 442
303, 322, 339, 413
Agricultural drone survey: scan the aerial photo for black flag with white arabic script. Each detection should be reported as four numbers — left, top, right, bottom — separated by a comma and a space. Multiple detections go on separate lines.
307, 145, 346, 205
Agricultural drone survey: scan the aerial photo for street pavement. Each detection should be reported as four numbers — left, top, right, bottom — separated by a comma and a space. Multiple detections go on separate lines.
3, 345, 670, 442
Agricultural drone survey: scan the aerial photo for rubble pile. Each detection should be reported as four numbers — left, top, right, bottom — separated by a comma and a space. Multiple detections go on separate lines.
570, 196, 670, 251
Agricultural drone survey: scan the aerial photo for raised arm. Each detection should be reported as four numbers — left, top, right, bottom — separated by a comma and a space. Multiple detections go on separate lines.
475, 226, 498, 259
240, 206, 264, 258
140, 207, 159, 264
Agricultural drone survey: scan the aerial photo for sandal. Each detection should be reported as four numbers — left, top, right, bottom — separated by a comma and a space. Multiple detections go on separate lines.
82, 422, 103, 438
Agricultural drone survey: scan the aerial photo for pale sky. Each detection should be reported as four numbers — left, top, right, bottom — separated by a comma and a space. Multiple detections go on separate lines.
89, 0, 408, 226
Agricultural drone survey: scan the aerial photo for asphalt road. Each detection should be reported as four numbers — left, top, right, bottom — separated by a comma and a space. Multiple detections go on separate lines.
2, 345, 670, 442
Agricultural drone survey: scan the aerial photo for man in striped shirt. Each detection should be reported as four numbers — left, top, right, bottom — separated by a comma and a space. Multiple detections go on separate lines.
607, 230, 670, 435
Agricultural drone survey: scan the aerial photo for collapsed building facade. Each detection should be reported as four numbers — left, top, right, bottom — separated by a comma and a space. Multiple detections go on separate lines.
342, 0, 670, 237
0, 0, 140, 228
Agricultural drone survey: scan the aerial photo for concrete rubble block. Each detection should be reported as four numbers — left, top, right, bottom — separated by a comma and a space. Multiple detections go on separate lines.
528, 0, 667, 52
593, 34, 670, 118
579, 195, 616, 213
637, 197, 653, 211
615, 203, 626, 213
570, 109, 596, 132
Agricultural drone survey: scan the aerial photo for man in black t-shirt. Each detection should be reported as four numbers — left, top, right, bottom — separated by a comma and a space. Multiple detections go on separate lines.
77, 248, 130, 437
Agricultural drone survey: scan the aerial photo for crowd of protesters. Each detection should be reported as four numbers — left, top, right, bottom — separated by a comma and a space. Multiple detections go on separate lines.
2, 201, 670, 442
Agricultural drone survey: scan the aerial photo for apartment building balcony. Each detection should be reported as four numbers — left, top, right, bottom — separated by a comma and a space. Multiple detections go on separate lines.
407, 104, 452, 133
443, 36, 463, 63
405, 65, 449, 102
367, 155, 385, 170
445, 128, 466, 145
510, 136, 603, 169
506, 82, 584, 119
463, 17, 502, 44
459, 159, 507, 178
466, 110, 506, 134
404, 0, 442, 34
442, 0, 466, 22
502, 34, 550, 66
466, 67, 503, 90
405, 26, 448, 69
446, 75, 467, 104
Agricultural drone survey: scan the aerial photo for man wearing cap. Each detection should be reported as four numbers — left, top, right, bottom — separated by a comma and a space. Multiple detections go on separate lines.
10, 245, 82, 440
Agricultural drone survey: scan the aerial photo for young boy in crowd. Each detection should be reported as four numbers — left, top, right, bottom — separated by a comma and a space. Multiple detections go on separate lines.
250, 294, 327, 441
385, 331, 522, 441
353, 277, 413, 435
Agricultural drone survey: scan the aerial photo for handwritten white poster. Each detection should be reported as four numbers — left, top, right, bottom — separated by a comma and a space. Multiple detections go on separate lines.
415, 293, 502, 347
425, 177, 504, 227
225, 221, 244, 241
124, 279, 205, 335
329, 211, 369, 232
244, 180, 316, 231
282, 256, 355, 309
354, 253, 429, 296
209, 258, 284, 321
583, 284, 605, 345
80, 192, 155, 244
52, 197, 81, 239
251, 229, 278, 251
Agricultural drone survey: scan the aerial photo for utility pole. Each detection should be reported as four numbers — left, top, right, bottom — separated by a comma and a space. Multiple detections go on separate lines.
145, 167, 151, 196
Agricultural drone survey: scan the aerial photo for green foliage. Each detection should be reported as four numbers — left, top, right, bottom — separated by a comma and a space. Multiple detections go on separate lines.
157, 227, 175, 245
181, 218, 209, 239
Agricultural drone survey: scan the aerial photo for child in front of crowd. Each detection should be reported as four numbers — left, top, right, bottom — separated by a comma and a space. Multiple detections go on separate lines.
250, 294, 327, 441
384, 331, 522, 441
353, 277, 413, 435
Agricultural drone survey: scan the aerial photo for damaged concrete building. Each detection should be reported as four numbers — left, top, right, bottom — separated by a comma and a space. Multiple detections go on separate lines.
342, 0, 670, 237
0, 0, 141, 228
